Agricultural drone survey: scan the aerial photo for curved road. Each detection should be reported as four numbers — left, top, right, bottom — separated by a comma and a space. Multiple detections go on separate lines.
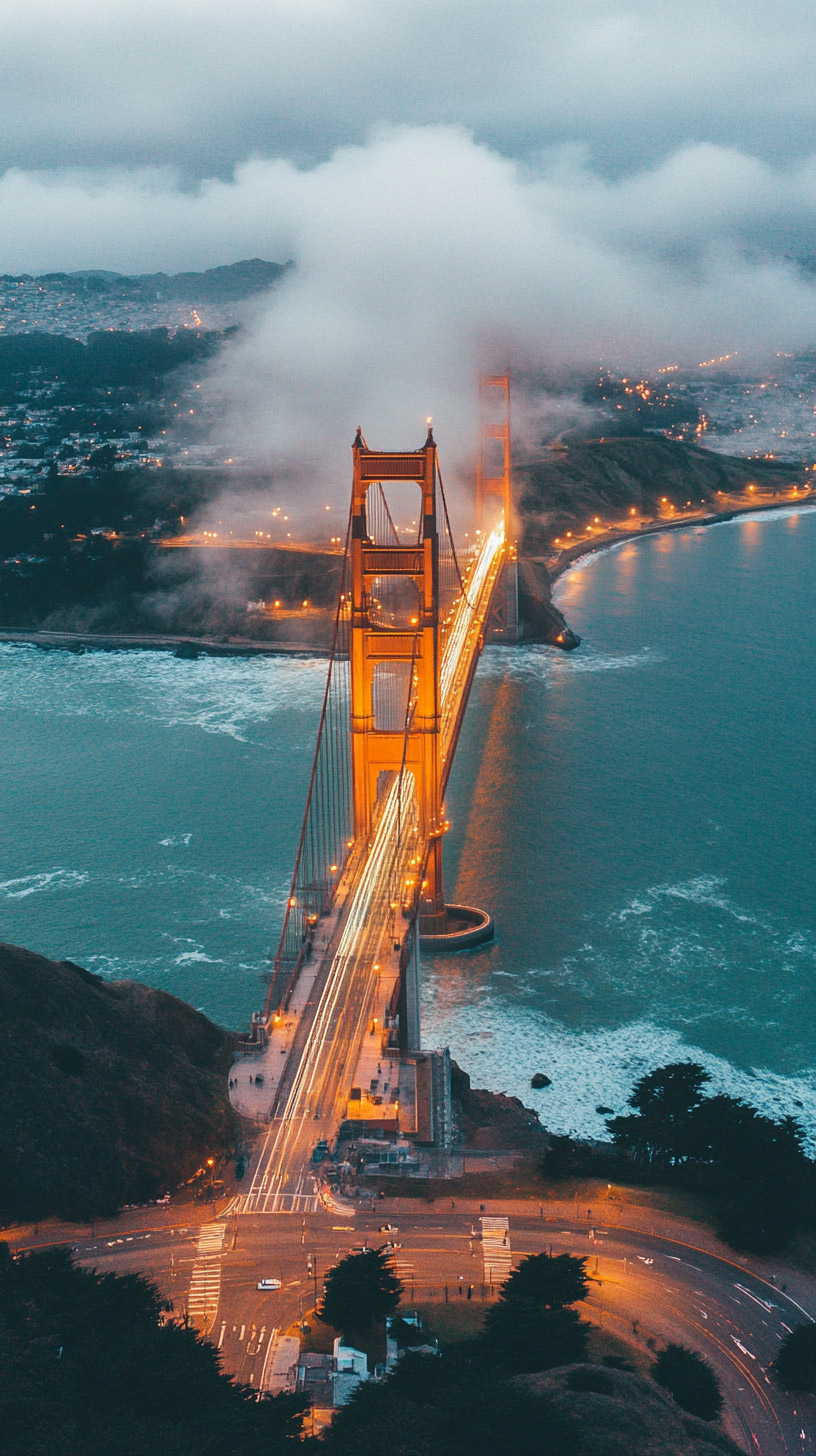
50, 1197, 816, 1454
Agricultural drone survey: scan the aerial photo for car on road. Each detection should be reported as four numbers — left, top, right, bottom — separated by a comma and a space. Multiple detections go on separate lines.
382, 1241, 402, 1250
257, 1279, 282, 1291
378, 1224, 398, 1233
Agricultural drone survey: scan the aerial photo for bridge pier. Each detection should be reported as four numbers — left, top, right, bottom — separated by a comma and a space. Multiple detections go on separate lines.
486, 555, 521, 643
418, 834, 494, 949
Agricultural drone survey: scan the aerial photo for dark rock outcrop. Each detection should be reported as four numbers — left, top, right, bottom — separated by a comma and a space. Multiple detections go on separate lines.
518, 555, 581, 648
451, 1060, 547, 1150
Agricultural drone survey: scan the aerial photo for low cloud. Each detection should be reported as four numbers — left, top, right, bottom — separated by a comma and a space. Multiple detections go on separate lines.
3, 126, 816, 499
204, 128, 816, 494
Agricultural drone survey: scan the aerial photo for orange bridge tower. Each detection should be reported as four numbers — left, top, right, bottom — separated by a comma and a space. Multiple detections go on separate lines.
350, 426, 448, 939
477, 372, 519, 641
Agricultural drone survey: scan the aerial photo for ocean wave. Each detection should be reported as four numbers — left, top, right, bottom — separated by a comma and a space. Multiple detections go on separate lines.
419, 1001, 816, 1152
0, 868, 89, 899
159, 833, 193, 847
0, 644, 326, 744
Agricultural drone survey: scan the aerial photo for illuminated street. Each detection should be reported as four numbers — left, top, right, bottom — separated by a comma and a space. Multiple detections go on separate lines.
47, 1195, 815, 1454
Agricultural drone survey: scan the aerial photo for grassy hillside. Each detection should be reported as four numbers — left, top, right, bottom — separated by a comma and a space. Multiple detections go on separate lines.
0, 944, 236, 1223
518, 436, 805, 552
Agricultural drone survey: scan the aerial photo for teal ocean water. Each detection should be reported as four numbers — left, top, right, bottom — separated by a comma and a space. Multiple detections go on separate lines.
2, 507, 815, 1142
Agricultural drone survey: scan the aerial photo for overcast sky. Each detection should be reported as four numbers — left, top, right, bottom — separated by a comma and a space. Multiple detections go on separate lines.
4, 0, 815, 178
3, 0, 816, 472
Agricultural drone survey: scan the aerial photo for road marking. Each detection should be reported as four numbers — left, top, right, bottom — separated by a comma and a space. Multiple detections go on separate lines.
187, 1223, 225, 1335
217, 1321, 226, 1348
734, 1283, 775, 1313
480, 1216, 511, 1285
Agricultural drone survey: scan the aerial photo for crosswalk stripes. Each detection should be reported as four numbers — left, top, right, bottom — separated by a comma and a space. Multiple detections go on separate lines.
480, 1215, 512, 1286
196, 1224, 226, 1256
187, 1223, 225, 1334
235, 1190, 320, 1215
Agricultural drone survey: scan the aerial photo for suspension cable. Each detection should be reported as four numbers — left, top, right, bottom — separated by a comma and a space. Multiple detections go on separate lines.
437, 460, 473, 609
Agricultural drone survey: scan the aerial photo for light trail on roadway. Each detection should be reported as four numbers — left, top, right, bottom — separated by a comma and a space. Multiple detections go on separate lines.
241, 771, 418, 1213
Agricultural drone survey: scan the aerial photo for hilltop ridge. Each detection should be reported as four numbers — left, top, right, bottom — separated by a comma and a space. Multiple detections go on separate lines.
0, 943, 236, 1223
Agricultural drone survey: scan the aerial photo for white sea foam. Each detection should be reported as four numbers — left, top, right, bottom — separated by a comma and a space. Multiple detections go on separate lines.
419, 999, 816, 1152
159, 833, 193, 847
0, 644, 326, 744
477, 643, 663, 682
0, 868, 89, 899
174, 950, 223, 966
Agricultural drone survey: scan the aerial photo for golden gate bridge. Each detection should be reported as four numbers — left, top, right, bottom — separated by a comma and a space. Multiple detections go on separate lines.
236, 376, 519, 1213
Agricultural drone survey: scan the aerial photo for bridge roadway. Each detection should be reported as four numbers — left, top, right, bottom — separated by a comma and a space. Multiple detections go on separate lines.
237, 526, 507, 1215
238, 773, 417, 1214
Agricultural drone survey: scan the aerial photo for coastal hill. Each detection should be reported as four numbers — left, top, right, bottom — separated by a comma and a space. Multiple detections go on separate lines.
0, 943, 236, 1224
518, 1364, 744, 1456
518, 435, 805, 552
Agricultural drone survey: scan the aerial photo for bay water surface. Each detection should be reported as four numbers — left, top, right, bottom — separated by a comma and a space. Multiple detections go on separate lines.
2, 508, 815, 1143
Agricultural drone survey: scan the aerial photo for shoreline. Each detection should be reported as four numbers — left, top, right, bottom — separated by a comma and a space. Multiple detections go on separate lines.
0, 628, 331, 658
545, 494, 816, 587
1, 496, 814, 660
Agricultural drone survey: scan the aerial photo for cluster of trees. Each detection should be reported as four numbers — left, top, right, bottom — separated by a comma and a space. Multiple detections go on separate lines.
0, 329, 225, 391
319, 1246, 591, 1376
0, 1245, 307, 1456
544, 1063, 816, 1253
321, 1250, 592, 1456
320, 1248, 728, 1454
774, 1323, 816, 1392
2, 1241, 739, 1456
606, 1063, 815, 1252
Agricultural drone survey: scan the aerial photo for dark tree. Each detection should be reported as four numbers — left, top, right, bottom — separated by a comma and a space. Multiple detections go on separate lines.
0, 1244, 307, 1456
607, 1062, 710, 1167
651, 1343, 723, 1420
694, 1095, 810, 1252
323, 1349, 572, 1456
500, 1252, 589, 1310
319, 1249, 402, 1333
483, 1299, 589, 1374
774, 1323, 816, 1392
542, 1134, 584, 1175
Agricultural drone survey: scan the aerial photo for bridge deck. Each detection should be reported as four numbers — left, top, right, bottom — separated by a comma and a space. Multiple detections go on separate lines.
234, 529, 506, 1212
